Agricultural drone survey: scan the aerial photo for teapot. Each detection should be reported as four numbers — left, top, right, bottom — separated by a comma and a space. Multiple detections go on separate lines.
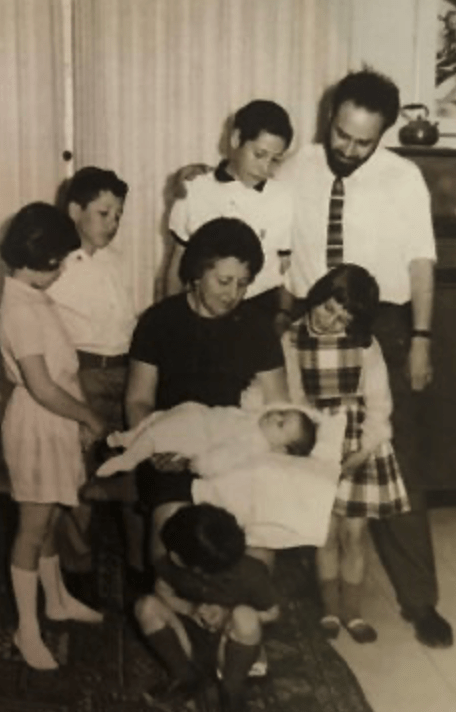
398, 103, 439, 147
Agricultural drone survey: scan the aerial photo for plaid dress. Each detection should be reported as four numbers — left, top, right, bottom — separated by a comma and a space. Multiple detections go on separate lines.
291, 320, 409, 518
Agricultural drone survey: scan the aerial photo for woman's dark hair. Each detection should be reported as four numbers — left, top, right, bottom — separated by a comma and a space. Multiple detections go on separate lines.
65, 166, 128, 209
161, 503, 246, 574
233, 99, 294, 149
306, 264, 380, 346
332, 69, 400, 132
178, 217, 264, 286
1, 202, 80, 271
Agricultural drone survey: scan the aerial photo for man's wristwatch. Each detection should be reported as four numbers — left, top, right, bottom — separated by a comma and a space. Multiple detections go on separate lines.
411, 329, 431, 338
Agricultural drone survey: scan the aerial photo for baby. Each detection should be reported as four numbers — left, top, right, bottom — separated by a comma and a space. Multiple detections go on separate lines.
96, 401, 317, 478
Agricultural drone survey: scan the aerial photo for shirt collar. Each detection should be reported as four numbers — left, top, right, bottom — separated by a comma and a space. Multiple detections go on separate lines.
214, 160, 266, 193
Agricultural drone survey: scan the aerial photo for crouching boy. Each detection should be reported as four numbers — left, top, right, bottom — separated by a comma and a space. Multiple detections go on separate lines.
134, 503, 279, 711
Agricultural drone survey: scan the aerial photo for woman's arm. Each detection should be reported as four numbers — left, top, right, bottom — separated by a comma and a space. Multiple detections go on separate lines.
255, 366, 290, 404
125, 359, 159, 428
19, 354, 104, 436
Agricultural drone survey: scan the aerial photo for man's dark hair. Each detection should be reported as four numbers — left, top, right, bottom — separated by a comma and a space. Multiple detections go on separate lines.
331, 69, 400, 131
285, 411, 317, 457
1, 202, 80, 271
233, 100, 294, 148
179, 217, 264, 286
305, 263, 380, 346
65, 166, 128, 209
161, 503, 246, 574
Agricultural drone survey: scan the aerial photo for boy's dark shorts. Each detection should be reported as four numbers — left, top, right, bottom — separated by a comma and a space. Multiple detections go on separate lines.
135, 460, 195, 513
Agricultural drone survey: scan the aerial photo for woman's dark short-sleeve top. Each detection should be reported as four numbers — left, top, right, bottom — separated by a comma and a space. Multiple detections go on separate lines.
129, 294, 284, 410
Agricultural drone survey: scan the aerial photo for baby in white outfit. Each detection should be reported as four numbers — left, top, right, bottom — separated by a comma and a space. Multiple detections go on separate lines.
96, 401, 316, 478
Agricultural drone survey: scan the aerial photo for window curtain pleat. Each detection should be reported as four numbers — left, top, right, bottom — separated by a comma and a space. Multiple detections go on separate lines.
0, 0, 66, 226
72, 0, 354, 311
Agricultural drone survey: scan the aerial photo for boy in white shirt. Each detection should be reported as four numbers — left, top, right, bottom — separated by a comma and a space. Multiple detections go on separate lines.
165, 100, 295, 318
48, 167, 137, 577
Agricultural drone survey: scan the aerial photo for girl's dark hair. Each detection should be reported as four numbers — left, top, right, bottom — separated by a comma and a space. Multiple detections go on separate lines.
1, 202, 80, 271
65, 166, 128, 209
285, 411, 317, 457
332, 69, 400, 132
179, 217, 264, 286
161, 503, 246, 574
233, 99, 294, 149
306, 264, 380, 346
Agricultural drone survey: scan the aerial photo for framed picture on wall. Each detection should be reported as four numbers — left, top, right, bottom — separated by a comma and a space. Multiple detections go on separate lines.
414, 0, 456, 136
435, 0, 456, 123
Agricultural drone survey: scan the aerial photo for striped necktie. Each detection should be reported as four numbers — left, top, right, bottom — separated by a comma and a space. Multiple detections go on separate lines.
326, 176, 344, 268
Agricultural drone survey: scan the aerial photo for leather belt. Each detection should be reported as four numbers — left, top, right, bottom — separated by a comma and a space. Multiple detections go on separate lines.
77, 351, 128, 369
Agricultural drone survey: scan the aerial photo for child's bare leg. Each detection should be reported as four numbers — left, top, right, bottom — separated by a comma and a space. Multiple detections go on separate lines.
11, 502, 58, 669
38, 506, 103, 624
339, 516, 376, 642
316, 514, 342, 637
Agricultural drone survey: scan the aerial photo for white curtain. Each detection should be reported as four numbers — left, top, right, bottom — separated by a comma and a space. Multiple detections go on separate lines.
0, 0, 67, 227
72, 0, 354, 311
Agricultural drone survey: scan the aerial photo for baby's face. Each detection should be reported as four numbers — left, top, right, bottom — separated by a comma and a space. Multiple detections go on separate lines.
259, 409, 303, 453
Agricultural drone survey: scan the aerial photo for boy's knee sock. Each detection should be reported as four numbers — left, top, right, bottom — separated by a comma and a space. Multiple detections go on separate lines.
221, 638, 260, 700
145, 626, 199, 684
319, 578, 341, 618
341, 580, 363, 622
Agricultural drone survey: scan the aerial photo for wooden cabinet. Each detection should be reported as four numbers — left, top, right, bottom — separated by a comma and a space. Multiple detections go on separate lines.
393, 147, 456, 489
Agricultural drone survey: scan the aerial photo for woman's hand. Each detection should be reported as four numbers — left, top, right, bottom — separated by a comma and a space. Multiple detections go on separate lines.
149, 452, 191, 473
341, 449, 369, 477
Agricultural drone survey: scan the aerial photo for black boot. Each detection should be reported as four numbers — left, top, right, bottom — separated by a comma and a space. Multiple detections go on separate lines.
219, 638, 260, 712
143, 626, 202, 704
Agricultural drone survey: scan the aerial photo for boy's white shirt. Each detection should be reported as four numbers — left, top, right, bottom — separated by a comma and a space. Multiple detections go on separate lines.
168, 171, 294, 298
47, 244, 137, 355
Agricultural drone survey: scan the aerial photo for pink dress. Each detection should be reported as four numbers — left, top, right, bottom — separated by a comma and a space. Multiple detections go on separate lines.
0, 277, 86, 505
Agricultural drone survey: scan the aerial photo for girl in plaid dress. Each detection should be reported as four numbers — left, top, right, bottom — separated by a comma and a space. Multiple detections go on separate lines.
289, 264, 409, 644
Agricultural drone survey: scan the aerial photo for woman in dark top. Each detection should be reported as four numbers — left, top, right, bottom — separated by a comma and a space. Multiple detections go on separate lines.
125, 217, 289, 563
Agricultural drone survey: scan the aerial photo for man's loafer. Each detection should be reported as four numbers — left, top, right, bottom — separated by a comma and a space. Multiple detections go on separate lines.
403, 606, 453, 648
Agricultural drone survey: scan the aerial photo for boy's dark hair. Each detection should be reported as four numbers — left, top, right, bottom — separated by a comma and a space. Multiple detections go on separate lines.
162, 503, 246, 574
285, 411, 317, 457
332, 69, 400, 131
233, 100, 294, 148
65, 166, 128, 209
306, 264, 380, 346
1, 202, 80, 271
179, 217, 264, 286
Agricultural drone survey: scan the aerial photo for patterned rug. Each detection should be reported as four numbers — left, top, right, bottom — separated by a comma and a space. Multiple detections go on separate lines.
0, 497, 374, 712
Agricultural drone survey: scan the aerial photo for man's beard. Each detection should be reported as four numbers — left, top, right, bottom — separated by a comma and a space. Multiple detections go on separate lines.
323, 134, 374, 178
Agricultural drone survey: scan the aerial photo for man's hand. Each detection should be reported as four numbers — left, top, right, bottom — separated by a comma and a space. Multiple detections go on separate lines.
408, 337, 433, 391
149, 452, 191, 473
170, 163, 213, 200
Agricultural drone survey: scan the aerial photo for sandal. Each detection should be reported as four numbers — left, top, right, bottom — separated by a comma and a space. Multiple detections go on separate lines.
344, 618, 377, 644
319, 615, 341, 639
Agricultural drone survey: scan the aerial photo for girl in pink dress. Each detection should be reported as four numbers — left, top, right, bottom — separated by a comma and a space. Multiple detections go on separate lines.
0, 203, 106, 670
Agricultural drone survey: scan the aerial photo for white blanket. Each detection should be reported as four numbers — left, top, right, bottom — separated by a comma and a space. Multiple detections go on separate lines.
192, 408, 344, 548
